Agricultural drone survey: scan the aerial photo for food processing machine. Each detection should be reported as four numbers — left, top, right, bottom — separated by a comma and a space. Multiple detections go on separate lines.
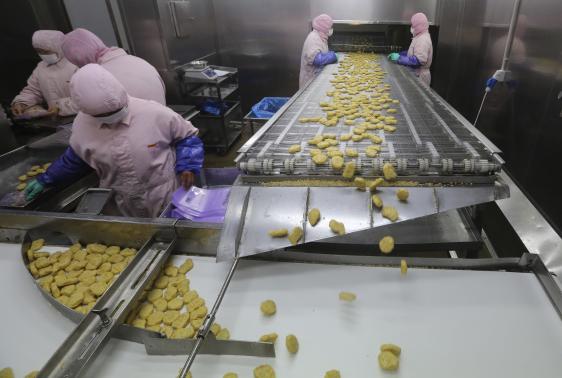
1, 214, 562, 377
218, 54, 507, 260
0, 43, 561, 378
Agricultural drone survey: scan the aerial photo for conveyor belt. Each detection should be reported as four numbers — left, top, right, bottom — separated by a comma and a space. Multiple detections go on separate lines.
2, 242, 562, 378
237, 54, 502, 178
220, 54, 508, 260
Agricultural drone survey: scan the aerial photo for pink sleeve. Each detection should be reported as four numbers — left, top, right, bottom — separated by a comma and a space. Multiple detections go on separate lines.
166, 110, 199, 143
303, 38, 323, 66
414, 37, 432, 65
12, 67, 44, 107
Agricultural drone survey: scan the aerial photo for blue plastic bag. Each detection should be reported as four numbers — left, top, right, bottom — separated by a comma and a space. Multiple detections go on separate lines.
201, 100, 229, 116
251, 97, 289, 119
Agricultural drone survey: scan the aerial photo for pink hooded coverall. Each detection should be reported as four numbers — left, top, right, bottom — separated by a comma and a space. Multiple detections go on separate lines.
69, 64, 198, 217
62, 28, 166, 105
12, 30, 79, 116
299, 14, 333, 88
407, 13, 433, 86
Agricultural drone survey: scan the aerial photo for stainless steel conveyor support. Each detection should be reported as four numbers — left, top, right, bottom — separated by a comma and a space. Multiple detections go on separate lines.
178, 257, 241, 378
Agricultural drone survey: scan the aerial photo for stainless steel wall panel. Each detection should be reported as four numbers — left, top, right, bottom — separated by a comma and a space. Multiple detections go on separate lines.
311, 0, 438, 23
433, 0, 562, 233
64, 0, 119, 45
484, 0, 514, 25
213, 0, 311, 111
154, 0, 217, 65
115, 0, 218, 103
117, 0, 168, 69
432, 0, 486, 116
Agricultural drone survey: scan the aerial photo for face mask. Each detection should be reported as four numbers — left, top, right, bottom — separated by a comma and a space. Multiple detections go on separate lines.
95, 105, 129, 125
39, 54, 59, 65
410, 27, 415, 36
328, 28, 334, 37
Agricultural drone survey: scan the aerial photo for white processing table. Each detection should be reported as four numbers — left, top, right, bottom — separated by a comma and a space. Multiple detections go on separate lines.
1, 242, 562, 377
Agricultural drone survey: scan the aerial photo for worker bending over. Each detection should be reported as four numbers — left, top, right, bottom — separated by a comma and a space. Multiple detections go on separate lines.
62, 28, 166, 105
388, 13, 433, 86
25, 64, 203, 218
11, 30, 78, 117
299, 14, 338, 88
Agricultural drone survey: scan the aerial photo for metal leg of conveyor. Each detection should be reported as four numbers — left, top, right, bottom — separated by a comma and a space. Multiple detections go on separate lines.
37, 231, 177, 378
178, 257, 241, 378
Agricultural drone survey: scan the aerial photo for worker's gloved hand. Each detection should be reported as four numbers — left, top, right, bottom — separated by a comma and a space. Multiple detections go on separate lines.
313, 51, 338, 67
11, 103, 27, 116
388, 52, 400, 62
180, 171, 195, 190
24, 179, 45, 201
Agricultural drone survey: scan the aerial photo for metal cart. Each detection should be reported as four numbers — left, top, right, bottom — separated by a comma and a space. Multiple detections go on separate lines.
179, 61, 242, 154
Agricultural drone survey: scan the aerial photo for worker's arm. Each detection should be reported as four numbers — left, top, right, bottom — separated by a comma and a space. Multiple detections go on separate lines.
401, 37, 432, 67
313, 51, 338, 67
175, 135, 204, 189
175, 135, 204, 175
397, 55, 421, 68
25, 147, 92, 201
11, 67, 44, 114
167, 111, 203, 189
51, 97, 79, 117
38, 147, 92, 186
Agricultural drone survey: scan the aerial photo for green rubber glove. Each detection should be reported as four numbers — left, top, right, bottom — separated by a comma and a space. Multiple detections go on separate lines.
388, 52, 400, 62
24, 179, 45, 201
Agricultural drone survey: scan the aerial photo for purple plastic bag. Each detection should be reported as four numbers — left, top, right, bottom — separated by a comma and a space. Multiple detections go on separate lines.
170, 209, 225, 223
170, 186, 230, 223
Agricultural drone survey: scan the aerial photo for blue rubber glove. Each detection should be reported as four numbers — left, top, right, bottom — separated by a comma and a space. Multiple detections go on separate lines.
388, 52, 400, 62
38, 147, 92, 186
24, 179, 45, 201
175, 135, 204, 175
313, 51, 337, 67
397, 54, 421, 67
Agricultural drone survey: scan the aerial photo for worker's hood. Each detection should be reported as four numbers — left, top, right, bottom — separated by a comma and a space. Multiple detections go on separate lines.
70, 63, 128, 116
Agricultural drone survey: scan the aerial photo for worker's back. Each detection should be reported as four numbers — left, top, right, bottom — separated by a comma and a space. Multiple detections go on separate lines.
98, 48, 167, 105
299, 30, 328, 88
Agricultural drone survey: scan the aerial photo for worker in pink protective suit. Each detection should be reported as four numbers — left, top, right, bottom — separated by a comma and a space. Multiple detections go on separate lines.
11, 30, 79, 117
299, 14, 338, 88
25, 64, 204, 218
388, 12, 433, 86
62, 28, 166, 105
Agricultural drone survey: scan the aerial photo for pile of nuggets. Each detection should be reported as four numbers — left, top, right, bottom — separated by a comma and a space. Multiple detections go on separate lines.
26, 239, 228, 341
290, 53, 400, 176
